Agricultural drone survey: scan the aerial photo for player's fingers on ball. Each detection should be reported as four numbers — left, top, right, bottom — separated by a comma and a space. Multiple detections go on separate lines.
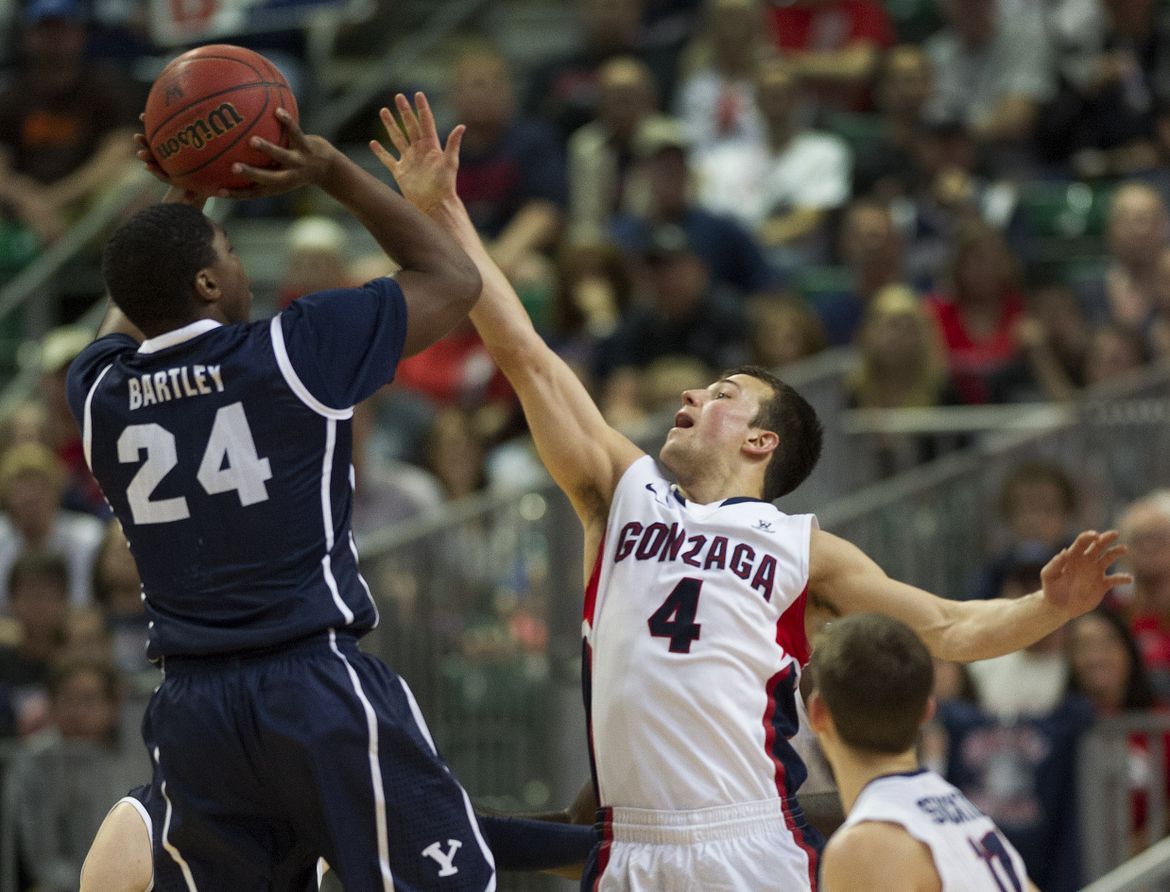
249, 136, 298, 165
274, 108, 306, 144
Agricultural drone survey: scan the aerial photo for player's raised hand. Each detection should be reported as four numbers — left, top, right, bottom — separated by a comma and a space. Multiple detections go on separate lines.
370, 92, 463, 215
1039, 530, 1131, 618
217, 108, 340, 199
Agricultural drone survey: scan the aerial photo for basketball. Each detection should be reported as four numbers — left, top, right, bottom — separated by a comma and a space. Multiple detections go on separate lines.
144, 45, 299, 195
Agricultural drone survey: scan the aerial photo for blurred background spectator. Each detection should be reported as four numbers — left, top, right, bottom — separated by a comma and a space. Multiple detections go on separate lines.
0, 0, 137, 244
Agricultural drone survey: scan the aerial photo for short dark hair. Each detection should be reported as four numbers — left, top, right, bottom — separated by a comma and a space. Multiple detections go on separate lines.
9, 549, 69, 598
998, 459, 1078, 518
101, 203, 217, 330
1066, 607, 1156, 710
722, 364, 823, 501
810, 613, 934, 754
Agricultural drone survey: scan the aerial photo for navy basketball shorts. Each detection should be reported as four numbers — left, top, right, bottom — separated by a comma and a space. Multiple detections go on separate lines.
141, 630, 496, 891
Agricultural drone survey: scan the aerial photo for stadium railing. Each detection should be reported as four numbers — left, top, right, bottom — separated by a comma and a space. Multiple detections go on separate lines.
1079, 713, 1170, 887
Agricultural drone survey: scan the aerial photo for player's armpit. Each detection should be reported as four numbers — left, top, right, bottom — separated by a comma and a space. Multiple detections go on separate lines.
821, 822, 941, 892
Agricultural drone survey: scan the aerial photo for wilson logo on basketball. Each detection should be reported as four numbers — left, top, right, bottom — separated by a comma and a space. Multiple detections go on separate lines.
155, 103, 245, 159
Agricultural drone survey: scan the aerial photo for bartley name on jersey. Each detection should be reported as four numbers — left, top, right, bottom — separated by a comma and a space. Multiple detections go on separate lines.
128, 364, 226, 410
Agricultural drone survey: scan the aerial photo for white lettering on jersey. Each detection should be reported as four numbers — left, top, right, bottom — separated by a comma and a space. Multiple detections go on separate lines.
129, 365, 224, 410
421, 839, 462, 876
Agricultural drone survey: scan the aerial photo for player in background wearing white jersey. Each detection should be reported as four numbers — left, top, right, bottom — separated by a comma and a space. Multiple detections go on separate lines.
378, 93, 1130, 891
808, 613, 1038, 892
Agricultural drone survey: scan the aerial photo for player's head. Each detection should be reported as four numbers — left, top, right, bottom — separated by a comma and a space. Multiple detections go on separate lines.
102, 204, 252, 334
808, 613, 934, 756
660, 364, 822, 502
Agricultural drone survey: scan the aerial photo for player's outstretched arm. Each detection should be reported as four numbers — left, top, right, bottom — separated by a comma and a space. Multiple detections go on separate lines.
373, 93, 643, 529
808, 529, 1130, 663
230, 108, 481, 357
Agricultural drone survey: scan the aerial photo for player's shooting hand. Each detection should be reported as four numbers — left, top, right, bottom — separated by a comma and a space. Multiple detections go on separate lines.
1039, 530, 1131, 618
217, 108, 339, 199
131, 117, 206, 209
370, 92, 463, 215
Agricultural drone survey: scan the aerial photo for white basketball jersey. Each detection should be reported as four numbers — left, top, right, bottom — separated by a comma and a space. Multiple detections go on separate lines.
842, 770, 1029, 891
584, 456, 816, 812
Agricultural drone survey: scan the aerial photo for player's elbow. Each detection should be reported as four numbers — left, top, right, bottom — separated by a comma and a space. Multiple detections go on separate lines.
448, 249, 483, 314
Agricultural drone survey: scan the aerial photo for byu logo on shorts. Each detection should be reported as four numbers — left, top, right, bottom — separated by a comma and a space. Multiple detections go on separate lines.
422, 839, 462, 876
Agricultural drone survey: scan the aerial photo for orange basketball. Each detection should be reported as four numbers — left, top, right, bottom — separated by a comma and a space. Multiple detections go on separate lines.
144, 45, 299, 195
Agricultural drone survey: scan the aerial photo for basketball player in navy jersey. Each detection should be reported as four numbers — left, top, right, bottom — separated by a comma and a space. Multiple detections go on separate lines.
66, 109, 498, 890
379, 93, 1130, 891
808, 613, 1039, 892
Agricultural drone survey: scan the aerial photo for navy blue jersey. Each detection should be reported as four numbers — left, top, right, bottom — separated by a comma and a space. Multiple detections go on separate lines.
66, 280, 408, 659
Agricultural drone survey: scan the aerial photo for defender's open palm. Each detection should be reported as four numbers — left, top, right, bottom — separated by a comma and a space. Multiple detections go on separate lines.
1040, 530, 1131, 617
370, 92, 463, 214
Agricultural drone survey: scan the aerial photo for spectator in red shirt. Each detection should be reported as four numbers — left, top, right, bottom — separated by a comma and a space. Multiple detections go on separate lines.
926, 220, 1025, 403
768, 0, 895, 111
1121, 490, 1170, 700
1066, 606, 1170, 853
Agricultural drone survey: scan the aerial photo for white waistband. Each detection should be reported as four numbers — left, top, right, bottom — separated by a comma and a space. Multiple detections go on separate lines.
606, 799, 794, 844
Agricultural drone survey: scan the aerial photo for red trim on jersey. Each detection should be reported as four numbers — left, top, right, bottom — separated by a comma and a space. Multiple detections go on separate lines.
582, 535, 606, 627
777, 584, 811, 666
763, 619, 820, 887
591, 807, 614, 891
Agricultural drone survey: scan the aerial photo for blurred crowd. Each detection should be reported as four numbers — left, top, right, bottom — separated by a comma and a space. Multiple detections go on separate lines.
3, 0, 1170, 889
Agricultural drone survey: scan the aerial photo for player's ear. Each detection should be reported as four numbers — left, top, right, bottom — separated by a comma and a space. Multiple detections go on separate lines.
921, 695, 937, 727
807, 690, 830, 734
744, 428, 778, 457
194, 267, 220, 304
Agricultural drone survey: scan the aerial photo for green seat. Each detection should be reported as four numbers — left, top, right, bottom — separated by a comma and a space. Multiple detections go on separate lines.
819, 111, 885, 151
795, 265, 853, 308
884, 0, 944, 43
1018, 180, 1115, 239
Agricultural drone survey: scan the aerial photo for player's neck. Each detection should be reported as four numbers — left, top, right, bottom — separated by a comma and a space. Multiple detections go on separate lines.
673, 465, 764, 506
832, 748, 921, 814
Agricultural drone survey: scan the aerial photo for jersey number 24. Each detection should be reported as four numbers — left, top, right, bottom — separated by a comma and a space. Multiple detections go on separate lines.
117, 402, 273, 525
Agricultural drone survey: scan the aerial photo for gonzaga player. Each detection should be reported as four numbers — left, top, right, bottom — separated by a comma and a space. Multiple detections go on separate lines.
809, 614, 1037, 892
67, 110, 495, 890
383, 92, 1129, 891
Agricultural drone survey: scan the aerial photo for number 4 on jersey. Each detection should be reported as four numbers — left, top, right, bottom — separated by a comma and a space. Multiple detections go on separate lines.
648, 578, 703, 653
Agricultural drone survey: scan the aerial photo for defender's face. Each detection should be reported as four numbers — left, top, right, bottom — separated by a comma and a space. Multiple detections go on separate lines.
661, 374, 769, 466
208, 227, 252, 323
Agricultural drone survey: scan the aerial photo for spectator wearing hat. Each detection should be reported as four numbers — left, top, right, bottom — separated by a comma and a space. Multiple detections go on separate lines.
594, 222, 749, 384
609, 120, 779, 294
0, 442, 102, 615
35, 325, 108, 517
696, 57, 851, 276
276, 216, 354, 309
566, 56, 677, 239
0, 0, 137, 243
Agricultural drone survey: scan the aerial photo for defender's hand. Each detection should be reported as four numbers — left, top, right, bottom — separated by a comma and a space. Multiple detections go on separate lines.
370, 91, 464, 215
1040, 530, 1131, 618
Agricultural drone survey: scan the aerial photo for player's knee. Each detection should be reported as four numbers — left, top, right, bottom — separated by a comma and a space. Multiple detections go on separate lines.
81, 801, 153, 892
